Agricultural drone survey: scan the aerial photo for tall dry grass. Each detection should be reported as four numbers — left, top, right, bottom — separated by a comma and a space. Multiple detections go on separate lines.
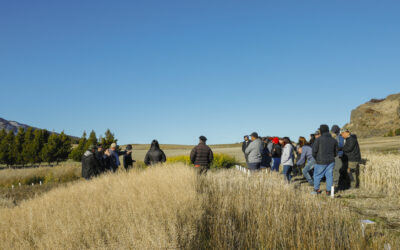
360, 153, 400, 195
1, 160, 398, 249
0, 162, 81, 187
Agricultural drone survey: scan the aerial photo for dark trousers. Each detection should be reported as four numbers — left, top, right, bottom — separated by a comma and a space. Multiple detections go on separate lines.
195, 165, 209, 175
248, 162, 261, 171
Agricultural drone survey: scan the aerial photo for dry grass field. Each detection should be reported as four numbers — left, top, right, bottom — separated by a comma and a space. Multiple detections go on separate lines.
1, 162, 399, 249
0, 136, 399, 249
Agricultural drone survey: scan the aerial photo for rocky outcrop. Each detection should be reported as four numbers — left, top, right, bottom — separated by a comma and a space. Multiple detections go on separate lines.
345, 93, 400, 138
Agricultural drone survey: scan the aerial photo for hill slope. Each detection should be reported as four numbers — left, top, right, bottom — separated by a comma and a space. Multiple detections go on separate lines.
0, 117, 78, 141
345, 93, 400, 138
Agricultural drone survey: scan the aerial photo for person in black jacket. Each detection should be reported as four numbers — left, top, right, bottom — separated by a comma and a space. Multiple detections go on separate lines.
242, 135, 251, 164
82, 145, 101, 180
95, 145, 107, 175
190, 136, 214, 175
260, 137, 271, 169
312, 125, 338, 195
271, 137, 282, 172
123, 144, 135, 170
144, 140, 167, 166
341, 128, 361, 188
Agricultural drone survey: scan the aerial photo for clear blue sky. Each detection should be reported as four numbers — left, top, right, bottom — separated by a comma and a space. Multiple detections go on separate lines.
1, 0, 399, 145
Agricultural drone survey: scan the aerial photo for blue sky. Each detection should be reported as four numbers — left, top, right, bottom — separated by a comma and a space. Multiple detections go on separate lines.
1, 0, 399, 145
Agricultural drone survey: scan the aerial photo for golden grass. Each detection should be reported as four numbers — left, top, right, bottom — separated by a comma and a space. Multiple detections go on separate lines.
0, 162, 81, 187
0, 159, 399, 249
360, 153, 400, 195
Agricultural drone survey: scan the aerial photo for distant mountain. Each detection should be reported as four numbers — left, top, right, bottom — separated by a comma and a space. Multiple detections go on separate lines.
0, 117, 79, 141
0, 118, 34, 133
345, 93, 400, 138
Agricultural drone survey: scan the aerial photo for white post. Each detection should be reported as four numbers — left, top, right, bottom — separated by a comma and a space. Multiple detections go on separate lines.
384, 243, 391, 250
32, 183, 34, 186
331, 186, 335, 198
361, 223, 365, 237
12, 185, 14, 190
19, 182, 21, 187
40, 181, 42, 186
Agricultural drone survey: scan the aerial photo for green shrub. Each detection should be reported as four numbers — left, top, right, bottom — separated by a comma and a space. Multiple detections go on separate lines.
395, 128, 400, 136
166, 153, 237, 169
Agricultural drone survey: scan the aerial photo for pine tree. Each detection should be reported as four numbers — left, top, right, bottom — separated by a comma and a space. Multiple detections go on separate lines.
41, 133, 59, 165
57, 131, 72, 164
100, 129, 117, 149
0, 129, 6, 142
85, 130, 98, 150
22, 127, 34, 165
69, 131, 87, 162
29, 129, 47, 165
14, 128, 26, 166
0, 130, 16, 166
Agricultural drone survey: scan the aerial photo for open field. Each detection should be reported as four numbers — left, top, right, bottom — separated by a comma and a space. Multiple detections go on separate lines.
127, 136, 400, 163
1, 163, 399, 249
0, 136, 399, 249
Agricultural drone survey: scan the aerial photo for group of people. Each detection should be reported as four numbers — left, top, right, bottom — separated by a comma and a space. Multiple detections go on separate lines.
81, 136, 215, 179
242, 124, 362, 195
82, 125, 361, 195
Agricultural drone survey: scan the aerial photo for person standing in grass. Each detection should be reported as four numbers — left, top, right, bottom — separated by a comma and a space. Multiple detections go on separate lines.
104, 143, 126, 172
271, 137, 282, 172
312, 125, 338, 195
298, 139, 315, 186
341, 128, 361, 189
260, 137, 272, 170
82, 145, 101, 180
331, 125, 345, 191
190, 136, 214, 175
242, 135, 251, 164
123, 145, 135, 170
281, 137, 294, 182
245, 132, 263, 171
144, 140, 167, 166
95, 145, 107, 174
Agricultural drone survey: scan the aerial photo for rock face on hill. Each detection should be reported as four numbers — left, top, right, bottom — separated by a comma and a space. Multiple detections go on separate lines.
345, 93, 400, 138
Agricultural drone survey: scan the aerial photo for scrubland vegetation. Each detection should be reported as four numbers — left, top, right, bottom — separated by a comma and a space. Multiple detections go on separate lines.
0, 152, 399, 249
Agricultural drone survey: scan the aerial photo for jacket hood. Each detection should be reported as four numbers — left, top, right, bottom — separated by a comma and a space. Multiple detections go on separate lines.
150, 140, 160, 151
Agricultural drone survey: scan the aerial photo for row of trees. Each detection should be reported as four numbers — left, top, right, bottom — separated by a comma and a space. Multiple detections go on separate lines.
69, 129, 117, 161
0, 128, 118, 166
0, 128, 71, 166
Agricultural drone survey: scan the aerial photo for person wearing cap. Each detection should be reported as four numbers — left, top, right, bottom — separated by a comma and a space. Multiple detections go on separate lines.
244, 132, 263, 171
312, 124, 338, 195
331, 125, 345, 190
271, 137, 282, 172
242, 135, 252, 164
190, 136, 214, 175
144, 140, 167, 166
123, 144, 135, 170
82, 144, 101, 180
281, 137, 294, 182
341, 128, 361, 189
